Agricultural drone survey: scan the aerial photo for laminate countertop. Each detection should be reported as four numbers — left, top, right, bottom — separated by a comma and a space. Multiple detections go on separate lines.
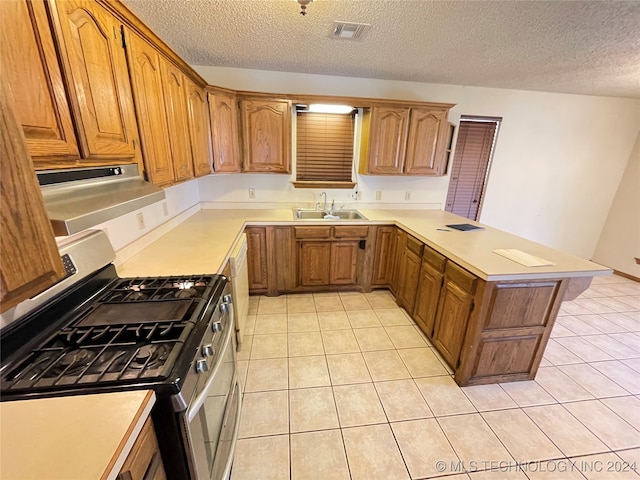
117, 208, 610, 281
0, 390, 155, 480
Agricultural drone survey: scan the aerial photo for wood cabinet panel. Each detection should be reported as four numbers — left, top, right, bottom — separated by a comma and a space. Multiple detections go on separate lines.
118, 417, 166, 480
404, 108, 447, 175
472, 335, 541, 379
299, 242, 331, 286
186, 80, 212, 177
330, 242, 358, 285
270, 226, 296, 292
124, 29, 173, 185
209, 91, 241, 173
433, 277, 474, 368
484, 282, 557, 329
413, 261, 444, 338
240, 99, 291, 173
51, 0, 140, 161
294, 226, 332, 239
333, 226, 369, 239
0, 82, 65, 313
161, 62, 194, 182
246, 227, 268, 291
0, 0, 79, 163
390, 228, 407, 294
396, 247, 421, 311
372, 226, 396, 286
366, 106, 410, 174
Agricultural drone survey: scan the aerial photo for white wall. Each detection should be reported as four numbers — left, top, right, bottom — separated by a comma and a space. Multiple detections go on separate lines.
90, 178, 200, 260
195, 65, 640, 259
592, 132, 640, 277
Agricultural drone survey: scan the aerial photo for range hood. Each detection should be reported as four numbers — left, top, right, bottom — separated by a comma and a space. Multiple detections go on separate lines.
38, 164, 165, 236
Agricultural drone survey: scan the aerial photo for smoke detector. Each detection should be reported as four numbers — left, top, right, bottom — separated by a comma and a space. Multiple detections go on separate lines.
331, 22, 370, 40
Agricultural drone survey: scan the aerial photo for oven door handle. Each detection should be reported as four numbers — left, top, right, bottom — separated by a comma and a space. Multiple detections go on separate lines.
221, 380, 243, 479
187, 320, 234, 422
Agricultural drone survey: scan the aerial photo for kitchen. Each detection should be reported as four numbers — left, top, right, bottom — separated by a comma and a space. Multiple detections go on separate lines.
1, 0, 640, 479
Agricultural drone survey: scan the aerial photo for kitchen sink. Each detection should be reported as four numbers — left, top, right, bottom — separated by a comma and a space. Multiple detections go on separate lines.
294, 209, 367, 220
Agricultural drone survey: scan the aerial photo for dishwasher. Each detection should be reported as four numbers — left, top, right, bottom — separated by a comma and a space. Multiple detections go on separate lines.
229, 233, 249, 346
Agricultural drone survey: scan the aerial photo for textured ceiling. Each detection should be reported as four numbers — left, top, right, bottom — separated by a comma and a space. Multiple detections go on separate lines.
123, 0, 640, 98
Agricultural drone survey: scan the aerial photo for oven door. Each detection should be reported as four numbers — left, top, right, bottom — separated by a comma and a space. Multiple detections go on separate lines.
184, 317, 241, 480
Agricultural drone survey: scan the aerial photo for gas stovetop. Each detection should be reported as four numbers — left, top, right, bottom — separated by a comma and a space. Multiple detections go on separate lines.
1, 269, 226, 398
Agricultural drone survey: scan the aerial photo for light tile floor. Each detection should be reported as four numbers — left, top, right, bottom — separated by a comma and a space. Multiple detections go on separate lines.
232, 275, 640, 479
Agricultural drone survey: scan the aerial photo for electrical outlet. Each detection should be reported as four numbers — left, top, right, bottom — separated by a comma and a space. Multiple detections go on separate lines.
405, 191, 411, 201
375, 191, 382, 201
249, 188, 256, 199
162, 202, 169, 217
136, 212, 145, 230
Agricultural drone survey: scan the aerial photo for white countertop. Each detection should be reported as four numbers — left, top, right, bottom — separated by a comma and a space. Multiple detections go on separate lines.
117, 208, 610, 281
0, 390, 155, 480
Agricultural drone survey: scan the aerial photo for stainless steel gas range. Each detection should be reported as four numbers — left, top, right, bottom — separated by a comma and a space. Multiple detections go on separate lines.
0, 230, 241, 480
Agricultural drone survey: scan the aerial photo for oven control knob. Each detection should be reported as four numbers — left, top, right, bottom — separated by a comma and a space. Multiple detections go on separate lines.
219, 302, 231, 314
195, 359, 209, 374
202, 344, 214, 357
223, 294, 233, 304
212, 321, 223, 333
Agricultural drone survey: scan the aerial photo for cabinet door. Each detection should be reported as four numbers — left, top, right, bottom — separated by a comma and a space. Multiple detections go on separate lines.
405, 108, 447, 175
162, 62, 194, 182
433, 280, 474, 368
124, 30, 174, 185
0, 0, 79, 164
396, 249, 421, 311
413, 262, 444, 338
246, 227, 268, 291
330, 242, 358, 285
366, 106, 410, 174
299, 242, 330, 286
186, 80, 212, 177
1, 82, 65, 313
390, 228, 407, 294
209, 91, 241, 173
118, 417, 166, 480
371, 226, 396, 286
240, 99, 291, 173
50, 0, 139, 161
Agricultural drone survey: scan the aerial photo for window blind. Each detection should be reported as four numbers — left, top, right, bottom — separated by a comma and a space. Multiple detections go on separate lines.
445, 120, 498, 221
296, 112, 355, 182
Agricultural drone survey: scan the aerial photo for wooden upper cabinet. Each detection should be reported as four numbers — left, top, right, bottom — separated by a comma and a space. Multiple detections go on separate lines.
360, 104, 451, 176
364, 106, 410, 174
161, 62, 194, 182
209, 90, 241, 173
1, 81, 65, 313
405, 108, 448, 175
239, 99, 291, 173
50, 0, 140, 162
0, 0, 79, 165
186, 81, 213, 177
124, 29, 174, 186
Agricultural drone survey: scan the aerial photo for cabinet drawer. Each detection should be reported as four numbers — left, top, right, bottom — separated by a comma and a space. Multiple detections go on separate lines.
406, 235, 424, 257
423, 245, 446, 272
294, 226, 332, 239
446, 262, 478, 293
333, 226, 369, 239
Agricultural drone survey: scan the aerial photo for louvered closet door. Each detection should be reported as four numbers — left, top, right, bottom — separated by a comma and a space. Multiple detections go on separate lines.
445, 120, 498, 221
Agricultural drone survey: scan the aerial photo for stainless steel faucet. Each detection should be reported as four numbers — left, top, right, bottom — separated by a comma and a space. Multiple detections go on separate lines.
320, 192, 327, 212
330, 199, 335, 213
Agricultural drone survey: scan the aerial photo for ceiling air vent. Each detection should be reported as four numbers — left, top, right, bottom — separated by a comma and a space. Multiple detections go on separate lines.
331, 22, 370, 40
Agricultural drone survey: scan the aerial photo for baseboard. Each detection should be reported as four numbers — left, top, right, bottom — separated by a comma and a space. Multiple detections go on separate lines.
613, 269, 640, 283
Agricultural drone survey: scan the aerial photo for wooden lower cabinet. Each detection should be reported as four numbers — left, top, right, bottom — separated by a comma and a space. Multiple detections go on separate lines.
396, 248, 421, 311
330, 242, 359, 285
413, 260, 444, 338
371, 226, 396, 286
299, 242, 331, 286
432, 267, 476, 369
389, 228, 407, 294
118, 417, 166, 480
245, 227, 268, 292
